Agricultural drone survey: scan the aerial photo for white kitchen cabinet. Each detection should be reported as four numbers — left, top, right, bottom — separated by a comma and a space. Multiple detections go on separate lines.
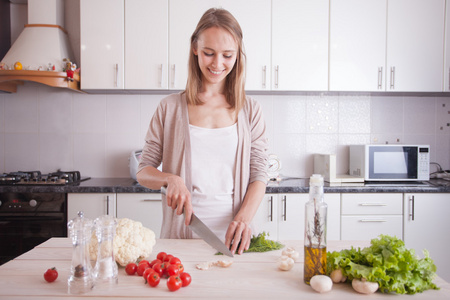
272, 0, 328, 91
80, 0, 124, 89
67, 193, 117, 221
168, 0, 271, 91
254, 193, 340, 241
116, 193, 162, 238
386, 0, 445, 92
403, 193, 450, 282
329, 0, 387, 91
445, 1, 450, 92
124, 0, 168, 89
341, 193, 403, 241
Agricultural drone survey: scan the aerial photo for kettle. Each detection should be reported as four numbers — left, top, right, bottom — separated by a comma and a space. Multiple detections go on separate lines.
128, 150, 142, 181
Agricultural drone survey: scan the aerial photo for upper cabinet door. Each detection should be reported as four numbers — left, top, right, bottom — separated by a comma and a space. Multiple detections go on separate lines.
272, 0, 329, 91
125, 0, 168, 89
445, 1, 450, 92
80, 0, 124, 89
329, 0, 387, 91
169, 0, 271, 91
386, 0, 445, 92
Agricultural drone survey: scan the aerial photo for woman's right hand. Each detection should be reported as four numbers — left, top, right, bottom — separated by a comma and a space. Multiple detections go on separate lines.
165, 175, 193, 226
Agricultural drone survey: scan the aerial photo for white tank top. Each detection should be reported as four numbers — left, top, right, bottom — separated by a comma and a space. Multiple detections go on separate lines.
189, 123, 238, 242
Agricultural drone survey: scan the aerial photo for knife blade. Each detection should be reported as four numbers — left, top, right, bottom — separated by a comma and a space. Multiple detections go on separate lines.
160, 187, 233, 257
189, 213, 234, 257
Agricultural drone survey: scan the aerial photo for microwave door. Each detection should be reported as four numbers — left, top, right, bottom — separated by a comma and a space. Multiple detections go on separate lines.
369, 147, 418, 180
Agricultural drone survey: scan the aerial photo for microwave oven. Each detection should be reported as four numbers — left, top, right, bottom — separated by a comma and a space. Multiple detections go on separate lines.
349, 144, 430, 181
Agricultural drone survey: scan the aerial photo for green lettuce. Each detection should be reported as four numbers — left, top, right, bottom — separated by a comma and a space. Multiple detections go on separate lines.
327, 235, 439, 294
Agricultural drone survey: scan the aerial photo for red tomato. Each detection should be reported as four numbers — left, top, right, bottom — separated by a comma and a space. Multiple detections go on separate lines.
163, 254, 174, 263
156, 252, 167, 261
152, 262, 163, 276
180, 272, 192, 287
166, 264, 180, 277
147, 272, 160, 287
137, 263, 149, 276
167, 275, 182, 291
143, 267, 155, 280
169, 257, 181, 265
43, 267, 58, 283
149, 259, 162, 268
176, 263, 184, 274
138, 260, 150, 266
125, 263, 138, 275
160, 262, 170, 278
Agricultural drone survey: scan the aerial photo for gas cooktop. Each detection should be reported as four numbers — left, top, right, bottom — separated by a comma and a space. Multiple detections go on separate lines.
0, 170, 90, 185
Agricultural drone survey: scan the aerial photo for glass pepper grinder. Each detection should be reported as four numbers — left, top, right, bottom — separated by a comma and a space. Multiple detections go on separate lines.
67, 211, 94, 294
304, 174, 328, 284
93, 215, 118, 289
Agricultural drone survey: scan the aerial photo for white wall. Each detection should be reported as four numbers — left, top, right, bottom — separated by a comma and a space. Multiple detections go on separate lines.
0, 83, 449, 178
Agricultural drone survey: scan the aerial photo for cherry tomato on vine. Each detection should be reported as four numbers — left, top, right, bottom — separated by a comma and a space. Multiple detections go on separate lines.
167, 275, 182, 291
169, 257, 181, 265
143, 267, 155, 280
152, 262, 164, 276
163, 254, 174, 263
125, 263, 138, 275
166, 264, 180, 277
43, 267, 58, 283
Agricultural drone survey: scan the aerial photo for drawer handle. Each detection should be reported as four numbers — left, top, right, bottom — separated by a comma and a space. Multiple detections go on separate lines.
143, 199, 159, 202
282, 195, 287, 221
359, 219, 387, 223
268, 196, 273, 222
359, 203, 387, 206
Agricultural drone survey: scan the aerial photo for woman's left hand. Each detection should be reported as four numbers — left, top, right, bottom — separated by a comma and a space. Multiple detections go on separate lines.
224, 220, 252, 255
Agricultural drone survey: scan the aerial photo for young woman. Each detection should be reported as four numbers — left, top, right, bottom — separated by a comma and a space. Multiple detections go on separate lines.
136, 8, 268, 255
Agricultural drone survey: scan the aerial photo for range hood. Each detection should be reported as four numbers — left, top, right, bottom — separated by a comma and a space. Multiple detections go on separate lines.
0, 0, 80, 93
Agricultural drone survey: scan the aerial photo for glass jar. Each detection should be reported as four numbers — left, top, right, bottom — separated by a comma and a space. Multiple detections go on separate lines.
304, 174, 328, 284
67, 211, 94, 294
93, 215, 118, 289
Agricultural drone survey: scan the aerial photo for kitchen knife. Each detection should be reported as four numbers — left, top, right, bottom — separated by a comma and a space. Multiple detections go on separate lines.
160, 187, 234, 257
189, 213, 234, 257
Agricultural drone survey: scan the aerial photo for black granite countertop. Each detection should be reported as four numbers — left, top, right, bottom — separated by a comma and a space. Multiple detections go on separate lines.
0, 178, 449, 194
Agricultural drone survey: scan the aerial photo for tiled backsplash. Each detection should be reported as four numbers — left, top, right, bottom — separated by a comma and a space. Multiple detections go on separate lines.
0, 83, 449, 178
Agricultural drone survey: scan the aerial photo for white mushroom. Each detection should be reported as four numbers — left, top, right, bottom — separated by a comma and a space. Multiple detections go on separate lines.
352, 278, 379, 294
195, 262, 214, 270
277, 255, 295, 271
196, 260, 233, 270
281, 247, 300, 262
310, 275, 333, 293
330, 269, 347, 283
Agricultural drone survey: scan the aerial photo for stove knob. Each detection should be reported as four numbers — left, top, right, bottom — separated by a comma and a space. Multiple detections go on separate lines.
29, 199, 37, 207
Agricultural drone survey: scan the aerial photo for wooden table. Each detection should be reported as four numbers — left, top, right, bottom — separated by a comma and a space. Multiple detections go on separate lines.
0, 238, 449, 299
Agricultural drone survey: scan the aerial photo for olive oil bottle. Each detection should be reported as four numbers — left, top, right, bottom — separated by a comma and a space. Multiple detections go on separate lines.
304, 174, 327, 284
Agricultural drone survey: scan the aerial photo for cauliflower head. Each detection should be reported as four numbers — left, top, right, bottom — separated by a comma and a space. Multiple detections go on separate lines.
90, 218, 156, 266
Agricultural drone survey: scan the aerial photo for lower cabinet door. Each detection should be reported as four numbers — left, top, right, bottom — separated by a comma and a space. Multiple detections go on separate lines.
67, 193, 116, 221
116, 193, 162, 238
341, 215, 403, 241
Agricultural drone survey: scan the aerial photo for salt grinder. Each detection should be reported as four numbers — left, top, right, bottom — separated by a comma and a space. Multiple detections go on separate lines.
67, 211, 94, 294
93, 215, 118, 288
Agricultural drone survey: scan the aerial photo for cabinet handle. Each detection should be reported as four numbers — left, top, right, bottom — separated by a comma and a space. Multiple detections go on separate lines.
448, 67, 450, 90
390, 66, 395, 90
358, 219, 387, 223
282, 195, 287, 221
359, 203, 387, 206
159, 64, 163, 88
275, 65, 279, 89
143, 199, 159, 202
171, 64, 176, 88
268, 196, 273, 222
262, 65, 266, 89
106, 195, 110, 215
409, 195, 415, 221
114, 64, 119, 88
377, 67, 383, 90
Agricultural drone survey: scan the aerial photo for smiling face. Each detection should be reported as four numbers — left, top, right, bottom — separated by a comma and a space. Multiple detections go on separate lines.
193, 27, 238, 90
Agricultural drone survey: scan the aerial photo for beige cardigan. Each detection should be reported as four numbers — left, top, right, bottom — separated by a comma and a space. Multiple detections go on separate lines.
137, 92, 268, 238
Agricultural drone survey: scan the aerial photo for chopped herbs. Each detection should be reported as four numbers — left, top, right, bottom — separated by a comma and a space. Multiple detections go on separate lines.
216, 232, 284, 255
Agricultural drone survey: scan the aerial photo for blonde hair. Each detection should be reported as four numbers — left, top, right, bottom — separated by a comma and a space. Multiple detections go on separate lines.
185, 8, 246, 114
